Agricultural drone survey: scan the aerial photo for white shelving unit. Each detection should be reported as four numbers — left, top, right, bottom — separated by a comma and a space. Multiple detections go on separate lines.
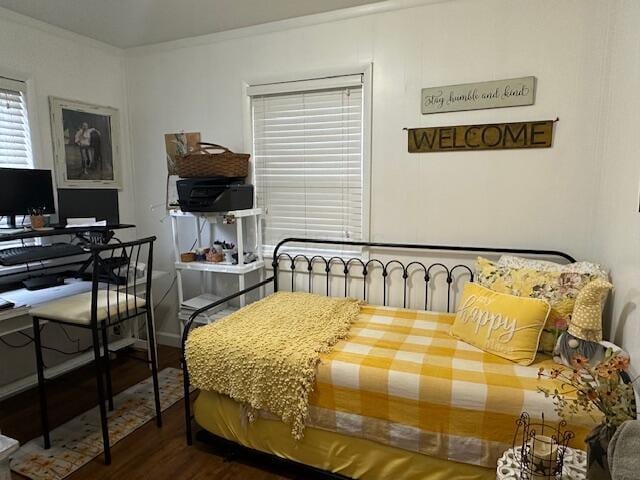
170, 208, 264, 331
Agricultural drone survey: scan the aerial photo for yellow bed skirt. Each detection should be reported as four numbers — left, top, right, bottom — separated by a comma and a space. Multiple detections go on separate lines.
194, 390, 495, 480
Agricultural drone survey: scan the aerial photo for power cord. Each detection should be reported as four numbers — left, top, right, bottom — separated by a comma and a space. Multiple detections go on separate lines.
138, 223, 205, 335
149, 221, 205, 314
0, 323, 45, 349
0, 335, 32, 349
0, 323, 85, 357
17, 331, 92, 356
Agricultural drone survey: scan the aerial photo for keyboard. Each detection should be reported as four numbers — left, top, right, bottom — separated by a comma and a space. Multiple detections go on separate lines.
0, 243, 87, 266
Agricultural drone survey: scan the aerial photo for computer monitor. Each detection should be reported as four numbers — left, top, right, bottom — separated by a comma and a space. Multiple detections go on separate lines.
57, 188, 120, 225
0, 168, 56, 228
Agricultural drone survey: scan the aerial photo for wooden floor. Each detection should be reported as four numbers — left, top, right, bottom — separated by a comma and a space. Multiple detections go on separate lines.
1, 345, 317, 480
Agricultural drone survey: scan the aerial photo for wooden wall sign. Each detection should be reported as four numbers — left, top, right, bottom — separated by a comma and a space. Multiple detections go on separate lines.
407, 120, 554, 153
421, 76, 536, 114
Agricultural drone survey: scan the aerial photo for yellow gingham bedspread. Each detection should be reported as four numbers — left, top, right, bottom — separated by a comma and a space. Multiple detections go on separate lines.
306, 305, 593, 468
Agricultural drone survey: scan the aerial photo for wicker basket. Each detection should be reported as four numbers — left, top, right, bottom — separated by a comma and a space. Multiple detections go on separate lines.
175, 142, 250, 178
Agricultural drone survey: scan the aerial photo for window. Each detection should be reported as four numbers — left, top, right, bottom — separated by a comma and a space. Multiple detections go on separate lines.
0, 76, 32, 169
249, 71, 369, 251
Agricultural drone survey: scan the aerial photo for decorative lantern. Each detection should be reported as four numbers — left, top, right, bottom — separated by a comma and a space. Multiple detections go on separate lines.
512, 412, 574, 479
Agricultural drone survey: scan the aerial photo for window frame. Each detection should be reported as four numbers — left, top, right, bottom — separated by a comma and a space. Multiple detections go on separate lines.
0, 71, 42, 234
243, 64, 372, 256
0, 71, 40, 170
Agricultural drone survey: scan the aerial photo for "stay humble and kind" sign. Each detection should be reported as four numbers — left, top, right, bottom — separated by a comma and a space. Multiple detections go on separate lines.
421, 76, 536, 114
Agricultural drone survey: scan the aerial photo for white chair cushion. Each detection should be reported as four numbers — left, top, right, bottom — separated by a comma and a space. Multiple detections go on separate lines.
29, 291, 146, 325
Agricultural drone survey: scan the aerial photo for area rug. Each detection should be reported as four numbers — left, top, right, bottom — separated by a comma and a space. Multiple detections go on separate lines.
11, 367, 187, 480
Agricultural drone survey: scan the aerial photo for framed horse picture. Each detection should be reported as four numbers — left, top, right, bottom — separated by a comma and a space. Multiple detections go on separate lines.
49, 97, 122, 189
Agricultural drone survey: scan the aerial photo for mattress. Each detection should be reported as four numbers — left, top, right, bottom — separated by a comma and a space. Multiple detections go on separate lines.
192, 303, 594, 475
306, 305, 592, 467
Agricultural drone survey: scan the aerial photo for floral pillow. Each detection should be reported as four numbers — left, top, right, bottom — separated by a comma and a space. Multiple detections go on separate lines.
475, 257, 607, 353
497, 255, 609, 278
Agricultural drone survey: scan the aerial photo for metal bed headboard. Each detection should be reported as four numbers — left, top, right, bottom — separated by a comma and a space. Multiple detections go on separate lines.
181, 237, 575, 445
272, 238, 575, 312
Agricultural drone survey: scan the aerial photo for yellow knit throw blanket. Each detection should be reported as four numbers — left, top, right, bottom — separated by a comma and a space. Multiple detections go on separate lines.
185, 291, 361, 439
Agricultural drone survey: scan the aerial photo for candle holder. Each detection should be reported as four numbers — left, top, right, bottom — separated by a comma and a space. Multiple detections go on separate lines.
512, 412, 574, 479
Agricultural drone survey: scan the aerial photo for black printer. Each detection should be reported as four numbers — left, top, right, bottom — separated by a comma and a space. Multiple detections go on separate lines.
176, 177, 254, 212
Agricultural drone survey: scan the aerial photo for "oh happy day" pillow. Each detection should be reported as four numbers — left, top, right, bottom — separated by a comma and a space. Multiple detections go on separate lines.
450, 283, 550, 365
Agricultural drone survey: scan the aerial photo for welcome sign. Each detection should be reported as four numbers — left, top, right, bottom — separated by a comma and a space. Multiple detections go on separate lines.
407, 120, 554, 153
421, 76, 536, 114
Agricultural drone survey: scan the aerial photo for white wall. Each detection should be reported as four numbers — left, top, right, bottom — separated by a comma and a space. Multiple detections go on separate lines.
1, 0, 638, 399
0, 8, 134, 385
125, 0, 612, 338
593, 0, 640, 382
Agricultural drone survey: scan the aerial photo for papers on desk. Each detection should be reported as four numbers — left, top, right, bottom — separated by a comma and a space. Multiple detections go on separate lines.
1, 279, 90, 310
0, 297, 17, 311
0, 227, 28, 236
65, 218, 107, 228
0, 296, 28, 321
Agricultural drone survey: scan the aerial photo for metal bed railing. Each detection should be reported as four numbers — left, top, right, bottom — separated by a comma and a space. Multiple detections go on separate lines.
180, 237, 576, 444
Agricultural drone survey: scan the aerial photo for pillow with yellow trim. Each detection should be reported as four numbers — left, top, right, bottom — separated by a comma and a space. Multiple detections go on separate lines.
475, 257, 604, 354
451, 283, 550, 365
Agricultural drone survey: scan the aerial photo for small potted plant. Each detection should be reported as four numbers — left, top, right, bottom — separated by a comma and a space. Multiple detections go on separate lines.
29, 207, 46, 229
537, 349, 637, 480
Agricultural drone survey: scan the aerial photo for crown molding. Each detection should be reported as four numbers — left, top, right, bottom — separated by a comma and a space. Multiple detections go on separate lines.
126, 0, 451, 56
0, 5, 123, 56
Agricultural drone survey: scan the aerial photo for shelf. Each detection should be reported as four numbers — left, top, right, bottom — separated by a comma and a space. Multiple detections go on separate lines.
179, 306, 238, 326
0, 337, 136, 401
170, 208, 262, 219
175, 260, 264, 274
0, 224, 134, 242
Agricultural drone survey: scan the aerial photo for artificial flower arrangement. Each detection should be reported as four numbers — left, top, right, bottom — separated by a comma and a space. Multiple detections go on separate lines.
537, 350, 635, 427
538, 349, 637, 479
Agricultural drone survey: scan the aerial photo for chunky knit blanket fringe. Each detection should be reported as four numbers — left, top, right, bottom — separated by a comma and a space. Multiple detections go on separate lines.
185, 291, 361, 439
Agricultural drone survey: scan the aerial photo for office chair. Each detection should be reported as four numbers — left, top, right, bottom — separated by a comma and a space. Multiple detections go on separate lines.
29, 237, 161, 465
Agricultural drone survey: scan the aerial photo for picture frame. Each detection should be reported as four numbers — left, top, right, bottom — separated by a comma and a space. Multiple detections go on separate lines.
49, 97, 122, 189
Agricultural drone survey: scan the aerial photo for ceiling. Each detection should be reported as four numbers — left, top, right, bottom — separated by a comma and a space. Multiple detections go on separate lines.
0, 0, 385, 48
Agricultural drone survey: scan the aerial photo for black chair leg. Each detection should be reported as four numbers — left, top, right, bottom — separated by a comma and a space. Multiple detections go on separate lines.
92, 327, 111, 465
182, 358, 193, 445
145, 309, 162, 428
101, 325, 114, 411
32, 317, 50, 450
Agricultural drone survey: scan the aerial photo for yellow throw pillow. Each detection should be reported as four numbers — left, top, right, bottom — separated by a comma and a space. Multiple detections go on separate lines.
451, 283, 550, 365
475, 257, 604, 353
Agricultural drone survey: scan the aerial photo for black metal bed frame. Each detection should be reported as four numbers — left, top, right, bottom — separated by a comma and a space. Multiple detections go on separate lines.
179, 237, 576, 476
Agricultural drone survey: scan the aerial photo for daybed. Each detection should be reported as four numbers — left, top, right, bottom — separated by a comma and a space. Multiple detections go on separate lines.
181, 238, 596, 480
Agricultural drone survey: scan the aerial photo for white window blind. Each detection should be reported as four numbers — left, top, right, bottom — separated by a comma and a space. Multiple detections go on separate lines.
251, 76, 364, 249
0, 77, 32, 169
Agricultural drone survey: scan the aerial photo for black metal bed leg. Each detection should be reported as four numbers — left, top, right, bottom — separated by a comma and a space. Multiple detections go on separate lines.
92, 327, 111, 465
101, 325, 114, 411
182, 358, 193, 445
145, 309, 162, 428
32, 317, 50, 450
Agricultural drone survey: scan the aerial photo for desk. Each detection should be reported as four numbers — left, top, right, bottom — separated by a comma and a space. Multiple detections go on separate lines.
0, 271, 167, 401
0, 224, 134, 243
0, 224, 135, 280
